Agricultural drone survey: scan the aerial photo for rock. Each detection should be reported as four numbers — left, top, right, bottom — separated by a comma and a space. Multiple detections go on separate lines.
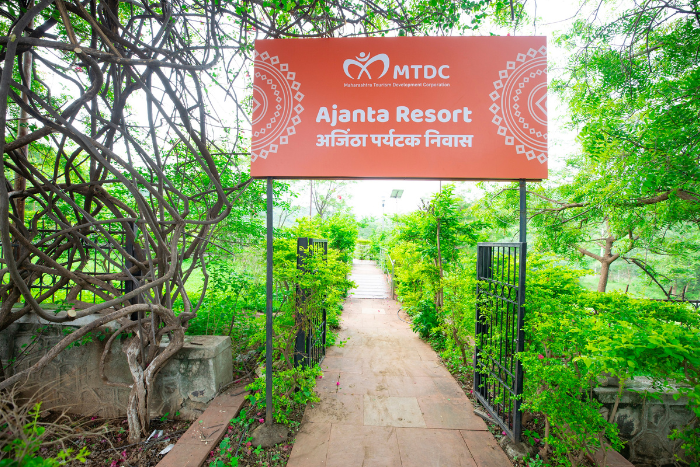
498, 435, 536, 461
597, 372, 620, 387
633, 433, 668, 462
250, 423, 289, 448
614, 407, 642, 438
473, 408, 498, 425
235, 350, 257, 363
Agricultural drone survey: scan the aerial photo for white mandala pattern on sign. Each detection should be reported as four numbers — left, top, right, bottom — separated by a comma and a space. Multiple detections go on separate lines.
489, 47, 548, 164
251, 51, 304, 162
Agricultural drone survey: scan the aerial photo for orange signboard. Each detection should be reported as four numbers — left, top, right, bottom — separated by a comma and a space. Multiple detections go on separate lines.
250, 36, 547, 180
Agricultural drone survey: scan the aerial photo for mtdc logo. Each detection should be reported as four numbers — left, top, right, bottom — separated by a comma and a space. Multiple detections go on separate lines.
343, 52, 450, 80
343, 52, 390, 79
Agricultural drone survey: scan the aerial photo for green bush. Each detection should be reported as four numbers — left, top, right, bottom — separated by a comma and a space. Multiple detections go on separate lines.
245, 366, 322, 425
408, 298, 439, 339
521, 257, 699, 466
386, 188, 700, 466
0, 403, 90, 467
319, 214, 359, 264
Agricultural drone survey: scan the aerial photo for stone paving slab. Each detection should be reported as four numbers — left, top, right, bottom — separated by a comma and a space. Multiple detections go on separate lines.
397, 428, 477, 467
363, 395, 427, 428
336, 372, 391, 396
326, 425, 402, 467
433, 377, 470, 399
385, 376, 438, 398
418, 395, 488, 430
286, 422, 331, 467
460, 430, 512, 466
303, 394, 364, 425
315, 370, 341, 392
288, 261, 511, 467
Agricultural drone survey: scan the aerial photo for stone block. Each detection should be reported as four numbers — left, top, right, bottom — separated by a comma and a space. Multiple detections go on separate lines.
593, 377, 695, 467
647, 404, 666, 428
614, 406, 641, 438
0, 313, 232, 420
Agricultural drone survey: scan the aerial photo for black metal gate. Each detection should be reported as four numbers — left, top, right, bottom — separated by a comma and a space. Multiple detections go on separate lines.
294, 237, 328, 367
474, 242, 526, 442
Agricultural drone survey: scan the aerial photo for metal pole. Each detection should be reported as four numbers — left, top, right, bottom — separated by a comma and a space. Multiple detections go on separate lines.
515, 181, 527, 442
519, 179, 526, 243
265, 178, 274, 425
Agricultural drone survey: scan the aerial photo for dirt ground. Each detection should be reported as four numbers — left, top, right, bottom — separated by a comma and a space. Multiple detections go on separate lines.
206, 399, 306, 467
41, 413, 192, 467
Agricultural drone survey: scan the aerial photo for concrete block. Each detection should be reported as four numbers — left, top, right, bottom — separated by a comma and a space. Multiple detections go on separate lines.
593, 377, 694, 467
0, 314, 233, 420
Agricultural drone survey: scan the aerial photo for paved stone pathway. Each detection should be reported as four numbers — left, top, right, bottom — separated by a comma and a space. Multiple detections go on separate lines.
288, 261, 511, 467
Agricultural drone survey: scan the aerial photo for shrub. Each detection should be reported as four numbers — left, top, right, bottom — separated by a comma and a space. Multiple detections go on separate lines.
520, 256, 700, 466
0, 403, 90, 467
245, 366, 322, 425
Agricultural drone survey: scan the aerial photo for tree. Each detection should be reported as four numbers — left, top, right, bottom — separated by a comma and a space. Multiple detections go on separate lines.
312, 180, 352, 220
478, 173, 699, 294
552, 1, 700, 290
478, 1, 700, 294
395, 185, 482, 308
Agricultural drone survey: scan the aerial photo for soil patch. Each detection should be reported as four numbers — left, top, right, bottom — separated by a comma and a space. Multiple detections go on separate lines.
206, 399, 306, 467
42, 414, 192, 467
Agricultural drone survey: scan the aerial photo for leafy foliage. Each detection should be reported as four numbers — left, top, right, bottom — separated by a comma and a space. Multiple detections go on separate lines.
0, 403, 90, 467
389, 191, 700, 465
521, 256, 700, 465
390, 186, 484, 342
245, 366, 322, 426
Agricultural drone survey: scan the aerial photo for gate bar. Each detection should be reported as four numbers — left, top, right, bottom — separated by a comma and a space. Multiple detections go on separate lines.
265, 177, 273, 426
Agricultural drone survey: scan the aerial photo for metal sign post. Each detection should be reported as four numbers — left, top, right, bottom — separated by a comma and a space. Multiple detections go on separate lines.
265, 177, 274, 425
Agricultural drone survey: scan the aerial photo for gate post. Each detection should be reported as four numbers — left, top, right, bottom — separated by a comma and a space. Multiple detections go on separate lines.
295, 237, 310, 368
295, 237, 328, 368
473, 181, 527, 442
514, 179, 527, 442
